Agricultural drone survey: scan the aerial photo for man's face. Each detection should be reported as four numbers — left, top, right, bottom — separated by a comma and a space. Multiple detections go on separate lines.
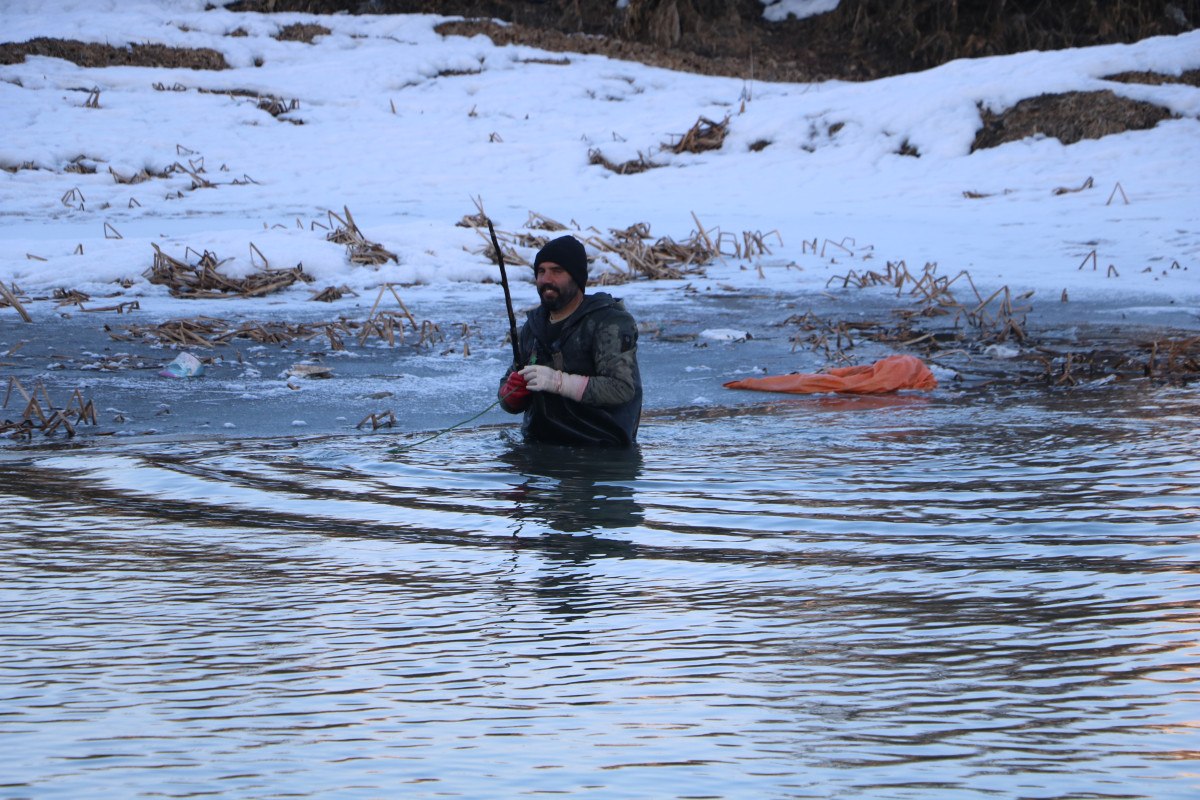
534, 261, 579, 313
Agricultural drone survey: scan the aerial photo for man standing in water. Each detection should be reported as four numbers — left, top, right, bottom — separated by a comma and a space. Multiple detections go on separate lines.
498, 235, 642, 446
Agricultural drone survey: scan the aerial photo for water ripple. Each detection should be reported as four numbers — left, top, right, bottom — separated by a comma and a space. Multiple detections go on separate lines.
2, 386, 1199, 798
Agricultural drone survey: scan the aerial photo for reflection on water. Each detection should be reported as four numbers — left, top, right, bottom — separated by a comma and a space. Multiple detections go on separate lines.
498, 442, 645, 535
1, 385, 1199, 799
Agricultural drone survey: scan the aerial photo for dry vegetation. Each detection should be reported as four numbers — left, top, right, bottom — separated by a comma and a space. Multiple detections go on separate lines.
2, 378, 96, 440
144, 244, 312, 298
586, 149, 660, 175
461, 199, 779, 284
1104, 68, 1200, 87
149, 83, 304, 122
667, 115, 729, 153
274, 23, 331, 43
780, 256, 1200, 387
0, 38, 227, 70
104, 282, 447, 353
1, 280, 459, 440
972, 90, 1177, 152
826, 259, 1034, 348
588, 114, 730, 174
288, 0, 1200, 83
321, 207, 398, 267
0, 283, 32, 323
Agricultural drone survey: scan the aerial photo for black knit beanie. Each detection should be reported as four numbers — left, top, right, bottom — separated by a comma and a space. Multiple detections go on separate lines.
533, 235, 588, 291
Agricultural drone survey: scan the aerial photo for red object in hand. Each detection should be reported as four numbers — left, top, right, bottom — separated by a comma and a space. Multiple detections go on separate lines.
500, 370, 531, 409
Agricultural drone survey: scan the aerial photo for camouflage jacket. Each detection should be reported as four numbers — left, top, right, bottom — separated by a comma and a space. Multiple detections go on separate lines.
499, 292, 642, 446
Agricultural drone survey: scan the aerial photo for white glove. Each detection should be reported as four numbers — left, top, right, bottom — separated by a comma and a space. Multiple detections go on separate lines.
520, 364, 589, 402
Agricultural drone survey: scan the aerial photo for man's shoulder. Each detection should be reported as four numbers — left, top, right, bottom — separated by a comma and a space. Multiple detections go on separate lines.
581, 292, 634, 322
521, 305, 547, 335
578, 294, 638, 358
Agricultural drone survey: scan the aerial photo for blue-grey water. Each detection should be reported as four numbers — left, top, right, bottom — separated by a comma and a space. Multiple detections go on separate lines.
2, 385, 1198, 799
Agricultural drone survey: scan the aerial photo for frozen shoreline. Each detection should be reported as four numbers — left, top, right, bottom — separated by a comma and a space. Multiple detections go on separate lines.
2, 269, 1196, 448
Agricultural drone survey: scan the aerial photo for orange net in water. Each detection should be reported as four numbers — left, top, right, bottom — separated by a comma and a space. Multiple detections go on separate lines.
723, 354, 938, 395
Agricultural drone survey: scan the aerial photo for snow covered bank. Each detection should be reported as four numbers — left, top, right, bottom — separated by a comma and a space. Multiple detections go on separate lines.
0, 2, 1196, 315
0, 3, 1197, 445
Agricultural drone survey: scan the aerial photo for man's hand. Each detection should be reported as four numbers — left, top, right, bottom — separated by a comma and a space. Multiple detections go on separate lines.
499, 370, 531, 410
520, 364, 588, 402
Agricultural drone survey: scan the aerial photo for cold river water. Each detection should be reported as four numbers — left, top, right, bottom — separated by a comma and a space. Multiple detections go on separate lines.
1, 384, 1198, 799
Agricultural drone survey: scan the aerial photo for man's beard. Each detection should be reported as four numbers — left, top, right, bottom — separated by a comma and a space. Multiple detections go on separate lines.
539, 281, 578, 313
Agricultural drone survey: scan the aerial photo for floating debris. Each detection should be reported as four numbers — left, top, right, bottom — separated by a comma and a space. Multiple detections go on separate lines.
819, 256, 1199, 388
160, 352, 205, 379
287, 364, 333, 379
80, 300, 140, 314
108, 301, 451, 355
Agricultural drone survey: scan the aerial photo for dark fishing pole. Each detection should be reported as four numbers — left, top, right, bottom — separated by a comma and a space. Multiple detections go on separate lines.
488, 218, 523, 368
390, 220, 519, 452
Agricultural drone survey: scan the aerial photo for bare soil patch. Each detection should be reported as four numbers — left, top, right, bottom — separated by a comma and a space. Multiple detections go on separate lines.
0, 37, 228, 70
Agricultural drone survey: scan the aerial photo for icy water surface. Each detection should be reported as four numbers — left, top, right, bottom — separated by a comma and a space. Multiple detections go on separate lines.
2, 386, 1199, 799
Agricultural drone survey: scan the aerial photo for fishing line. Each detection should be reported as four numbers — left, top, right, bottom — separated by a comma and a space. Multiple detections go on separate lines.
389, 398, 502, 452
390, 211, 528, 454
389, 373, 531, 453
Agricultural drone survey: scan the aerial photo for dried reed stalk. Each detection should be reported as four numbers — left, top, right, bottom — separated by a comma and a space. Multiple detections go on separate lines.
828, 259, 1031, 345
1053, 176, 1094, 195
1, 378, 95, 439
53, 288, 90, 308
667, 115, 729, 154
310, 285, 354, 302
356, 410, 396, 430
457, 196, 491, 228
111, 316, 350, 348
475, 208, 779, 285
0, 282, 31, 322
144, 244, 310, 298
587, 148, 660, 175
327, 206, 398, 266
